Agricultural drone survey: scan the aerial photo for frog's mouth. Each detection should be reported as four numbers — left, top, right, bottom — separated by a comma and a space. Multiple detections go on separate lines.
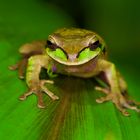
46, 48, 101, 66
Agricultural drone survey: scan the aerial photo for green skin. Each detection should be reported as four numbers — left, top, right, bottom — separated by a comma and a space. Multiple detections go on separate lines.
9, 28, 140, 116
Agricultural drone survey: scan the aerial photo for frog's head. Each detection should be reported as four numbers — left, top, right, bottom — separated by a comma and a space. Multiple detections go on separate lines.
46, 28, 106, 66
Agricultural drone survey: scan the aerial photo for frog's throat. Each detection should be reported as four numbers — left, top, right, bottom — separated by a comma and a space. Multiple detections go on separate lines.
48, 53, 99, 66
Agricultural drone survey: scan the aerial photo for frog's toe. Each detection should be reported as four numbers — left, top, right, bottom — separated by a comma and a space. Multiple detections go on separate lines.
96, 95, 111, 103
42, 85, 59, 100
41, 80, 54, 85
127, 99, 140, 106
111, 93, 140, 115
95, 86, 110, 94
122, 102, 140, 113
19, 94, 27, 100
19, 89, 33, 101
95, 93, 132, 116
51, 95, 59, 100
9, 65, 18, 70
114, 101, 130, 116
40, 80, 59, 100
37, 93, 46, 109
121, 110, 130, 116
38, 103, 46, 109
19, 80, 59, 108
19, 75, 24, 79
9, 64, 25, 79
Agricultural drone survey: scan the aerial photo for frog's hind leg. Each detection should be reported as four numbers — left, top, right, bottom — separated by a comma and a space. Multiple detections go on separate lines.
9, 58, 28, 79
9, 41, 46, 79
95, 71, 110, 95
118, 72, 140, 106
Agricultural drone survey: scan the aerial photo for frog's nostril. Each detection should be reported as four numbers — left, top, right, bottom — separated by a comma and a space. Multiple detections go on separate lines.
68, 54, 77, 61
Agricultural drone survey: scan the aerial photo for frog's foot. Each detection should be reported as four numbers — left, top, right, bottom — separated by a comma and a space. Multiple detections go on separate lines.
19, 80, 59, 108
9, 59, 28, 79
95, 87, 140, 116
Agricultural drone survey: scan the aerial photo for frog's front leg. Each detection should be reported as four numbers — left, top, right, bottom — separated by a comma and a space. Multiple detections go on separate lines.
95, 59, 140, 116
19, 55, 59, 108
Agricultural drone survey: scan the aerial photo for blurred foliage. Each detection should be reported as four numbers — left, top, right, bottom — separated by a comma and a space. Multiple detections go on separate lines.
0, 0, 75, 45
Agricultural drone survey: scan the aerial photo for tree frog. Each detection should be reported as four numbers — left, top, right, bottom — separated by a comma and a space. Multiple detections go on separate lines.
9, 28, 140, 116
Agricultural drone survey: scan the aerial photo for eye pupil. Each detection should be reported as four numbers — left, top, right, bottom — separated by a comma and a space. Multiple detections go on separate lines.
93, 40, 99, 45
46, 40, 58, 50
89, 40, 100, 50
47, 40, 53, 45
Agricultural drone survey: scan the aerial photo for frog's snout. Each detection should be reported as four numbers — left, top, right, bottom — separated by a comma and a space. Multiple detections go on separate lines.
68, 54, 77, 62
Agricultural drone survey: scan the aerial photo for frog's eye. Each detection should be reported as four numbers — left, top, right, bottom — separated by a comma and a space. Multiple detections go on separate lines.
46, 40, 68, 61
46, 40, 58, 50
89, 40, 100, 50
77, 40, 101, 58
